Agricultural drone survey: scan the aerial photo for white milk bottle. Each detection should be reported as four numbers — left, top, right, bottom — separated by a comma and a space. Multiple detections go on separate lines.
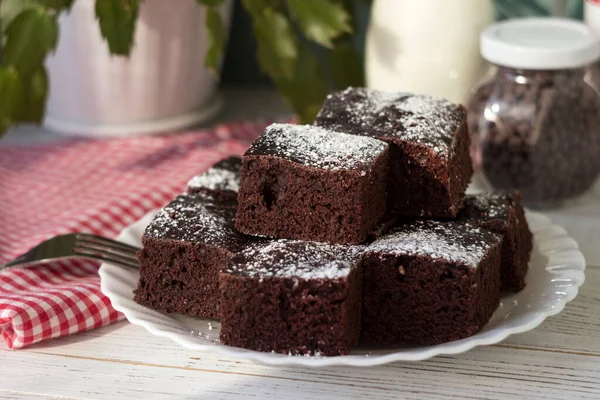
365, 0, 494, 103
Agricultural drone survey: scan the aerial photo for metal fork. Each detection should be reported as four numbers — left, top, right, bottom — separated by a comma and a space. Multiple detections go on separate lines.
1, 233, 140, 272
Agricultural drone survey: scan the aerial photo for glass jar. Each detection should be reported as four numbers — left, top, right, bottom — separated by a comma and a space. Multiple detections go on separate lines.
468, 18, 600, 208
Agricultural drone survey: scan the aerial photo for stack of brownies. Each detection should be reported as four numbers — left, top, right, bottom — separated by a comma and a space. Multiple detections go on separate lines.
134, 87, 533, 356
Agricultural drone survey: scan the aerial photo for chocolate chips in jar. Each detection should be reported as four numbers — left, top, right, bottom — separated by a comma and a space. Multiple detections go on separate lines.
468, 18, 600, 207
469, 68, 600, 206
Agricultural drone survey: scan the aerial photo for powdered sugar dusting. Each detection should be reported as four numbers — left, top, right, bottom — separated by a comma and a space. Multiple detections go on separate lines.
367, 220, 498, 268
186, 156, 241, 193
227, 240, 363, 280
315, 87, 464, 156
246, 123, 387, 171
187, 169, 240, 192
144, 193, 245, 250
463, 192, 512, 219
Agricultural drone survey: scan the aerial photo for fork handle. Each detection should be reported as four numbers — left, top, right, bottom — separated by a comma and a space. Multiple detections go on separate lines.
0, 255, 29, 271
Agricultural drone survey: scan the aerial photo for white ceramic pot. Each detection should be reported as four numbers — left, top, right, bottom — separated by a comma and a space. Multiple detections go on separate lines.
365, 0, 493, 104
44, 0, 233, 137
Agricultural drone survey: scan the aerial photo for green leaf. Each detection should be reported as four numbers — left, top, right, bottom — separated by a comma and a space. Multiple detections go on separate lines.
0, 67, 23, 124
285, 0, 351, 48
196, 0, 224, 7
243, 1, 297, 80
0, 0, 36, 31
95, 0, 139, 56
3, 9, 58, 77
34, 0, 75, 11
329, 45, 364, 89
274, 44, 327, 124
241, 0, 329, 121
0, 66, 49, 129
14, 67, 49, 123
204, 7, 226, 72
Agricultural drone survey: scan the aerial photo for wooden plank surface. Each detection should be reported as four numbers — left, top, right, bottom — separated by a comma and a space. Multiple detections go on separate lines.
1, 268, 599, 399
0, 394, 77, 400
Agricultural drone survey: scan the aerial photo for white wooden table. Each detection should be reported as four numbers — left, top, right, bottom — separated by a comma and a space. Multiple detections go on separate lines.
3, 88, 600, 399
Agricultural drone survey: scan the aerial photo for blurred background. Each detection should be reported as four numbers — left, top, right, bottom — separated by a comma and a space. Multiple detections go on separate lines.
0, 0, 588, 139
221, 0, 584, 85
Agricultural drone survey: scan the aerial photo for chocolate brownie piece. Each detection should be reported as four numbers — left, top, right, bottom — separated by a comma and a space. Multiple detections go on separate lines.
315, 87, 472, 218
186, 156, 242, 201
134, 192, 254, 319
458, 191, 533, 292
235, 123, 389, 244
220, 240, 364, 356
362, 220, 501, 345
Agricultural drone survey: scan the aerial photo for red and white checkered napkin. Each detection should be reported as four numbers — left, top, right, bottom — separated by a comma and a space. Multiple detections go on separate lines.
0, 120, 269, 349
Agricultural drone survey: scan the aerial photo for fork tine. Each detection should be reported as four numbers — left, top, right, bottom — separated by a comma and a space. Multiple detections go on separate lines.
73, 248, 139, 270
1, 233, 141, 272
73, 243, 139, 263
76, 234, 140, 255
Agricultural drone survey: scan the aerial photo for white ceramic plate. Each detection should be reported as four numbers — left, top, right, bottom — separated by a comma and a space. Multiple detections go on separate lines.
99, 210, 586, 367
